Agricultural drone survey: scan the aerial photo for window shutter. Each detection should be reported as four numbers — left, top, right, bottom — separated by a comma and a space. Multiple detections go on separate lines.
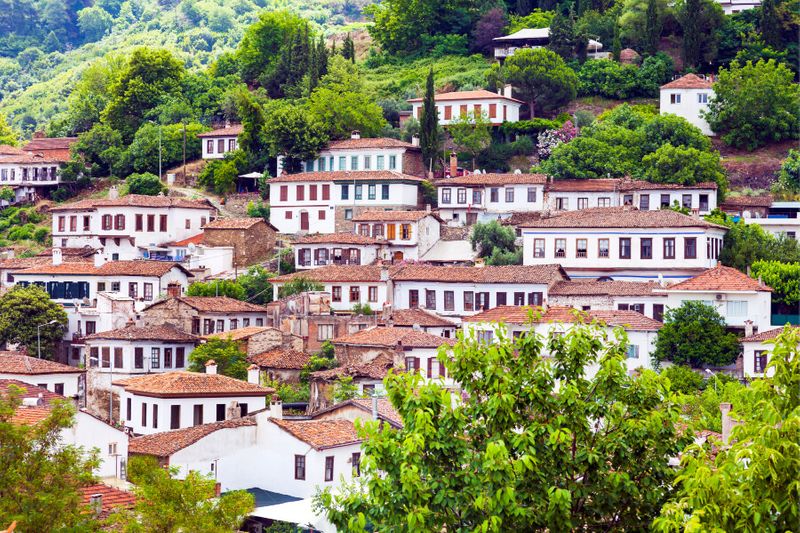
414, 357, 420, 373
408, 225, 412, 240
439, 360, 446, 378
427, 357, 433, 378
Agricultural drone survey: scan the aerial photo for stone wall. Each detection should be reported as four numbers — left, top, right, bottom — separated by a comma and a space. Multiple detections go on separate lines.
203, 221, 276, 267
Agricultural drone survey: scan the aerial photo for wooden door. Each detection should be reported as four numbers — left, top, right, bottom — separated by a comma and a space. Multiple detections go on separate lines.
300, 211, 309, 231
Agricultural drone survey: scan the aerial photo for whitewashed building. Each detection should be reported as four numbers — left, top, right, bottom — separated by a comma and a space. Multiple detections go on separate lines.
66, 292, 137, 364
740, 326, 798, 379
437, 173, 548, 225
521, 207, 727, 281
0, 352, 84, 398
268, 171, 423, 234
716, 0, 760, 14
198, 124, 241, 160
293, 234, 386, 270
408, 89, 523, 126
492, 28, 606, 60
659, 74, 715, 136
141, 296, 270, 335
352, 210, 442, 261
549, 279, 667, 322
0, 145, 62, 205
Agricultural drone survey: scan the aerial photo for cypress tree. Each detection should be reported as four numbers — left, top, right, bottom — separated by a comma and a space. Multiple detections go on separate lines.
759, 0, 781, 49
612, 20, 622, 61
548, 8, 576, 60
681, 0, 701, 68
420, 68, 439, 174
317, 36, 329, 78
644, 0, 660, 56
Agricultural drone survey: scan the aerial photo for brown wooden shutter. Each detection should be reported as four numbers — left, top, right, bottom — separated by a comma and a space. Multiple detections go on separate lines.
427, 357, 433, 378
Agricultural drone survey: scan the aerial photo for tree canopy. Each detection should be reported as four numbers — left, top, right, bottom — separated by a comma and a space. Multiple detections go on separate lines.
494, 48, 577, 117
470, 220, 522, 265
188, 338, 249, 380
653, 301, 741, 367
0, 285, 68, 359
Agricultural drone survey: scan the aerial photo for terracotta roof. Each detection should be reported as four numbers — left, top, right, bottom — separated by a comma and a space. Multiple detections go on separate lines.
661, 73, 714, 90
49, 195, 214, 212
197, 124, 243, 137
463, 305, 663, 330
740, 326, 799, 343
408, 89, 523, 104
79, 484, 136, 518
550, 280, 662, 297
249, 348, 310, 370
501, 212, 545, 227
0, 352, 84, 374
0, 379, 67, 425
113, 371, 273, 398
312, 354, 395, 381
666, 264, 772, 292
436, 173, 547, 187
548, 179, 621, 192
172, 296, 268, 313
270, 418, 361, 450
0, 145, 26, 156
18, 260, 192, 278
169, 233, 204, 246
333, 326, 456, 348
618, 179, 718, 191
84, 324, 199, 343
390, 264, 567, 285
720, 194, 773, 208
271, 264, 402, 284
327, 137, 418, 150
0, 145, 60, 164
204, 326, 273, 342
203, 217, 264, 230
129, 417, 257, 457
352, 210, 436, 222
36, 247, 96, 259
519, 207, 727, 229
0, 256, 53, 271
294, 233, 387, 245
269, 170, 424, 184
312, 397, 403, 428
23, 137, 77, 151
381, 308, 457, 328
620, 48, 640, 63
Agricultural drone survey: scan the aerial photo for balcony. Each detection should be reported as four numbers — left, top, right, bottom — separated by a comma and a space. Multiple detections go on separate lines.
555, 250, 566, 258
576, 250, 587, 258
599, 250, 609, 258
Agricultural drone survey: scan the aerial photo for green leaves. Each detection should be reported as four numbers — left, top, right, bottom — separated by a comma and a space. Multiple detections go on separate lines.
188, 338, 249, 380
654, 301, 740, 367
0, 285, 67, 359
498, 48, 577, 118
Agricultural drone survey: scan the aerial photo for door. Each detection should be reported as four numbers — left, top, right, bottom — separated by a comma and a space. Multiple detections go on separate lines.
300, 211, 309, 231
466, 212, 478, 225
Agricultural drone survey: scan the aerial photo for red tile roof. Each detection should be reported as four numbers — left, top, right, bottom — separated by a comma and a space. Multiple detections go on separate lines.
312, 397, 403, 428
661, 73, 714, 90
550, 280, 662, 297
249, 348, 310, 370
390, 264, 567, 285
23, 137, 78, 151
18, 260, 192, 278
269, 170, 424, 183
381, 308, 457, 328
204, 326, 273, 342
436, 173, 547, 187
271, 264, 402, 284
171, 296, 268, 313
202, 217, 265, 230
618, 179, 717, 191
327, 137, 418, 150
548, 179, 621, 192
84, 324, 199, 343
666, 265, 772, 292
79, 484, 136, 518
113, 371, 273, 398
35, 247, 96, 259
519, 207, 727, 229
352, 210, 437, 222
333, 326, 456, 348
0, 256, 52, 271
0, 145, 61, 164
169, 233, 204, 246
49, 195, 214, 212
0, 352, 84, 374
740, 326, 799, 343
294, 233, 387, 245
0, 379, 67, 425
129, 417, 257, 457
463, 305, 663, 331
720, 194, 773, 208
408, 89, 523, 104
312, 354, 395, 381
197, 124, 243, 137
270, 418, 361, 450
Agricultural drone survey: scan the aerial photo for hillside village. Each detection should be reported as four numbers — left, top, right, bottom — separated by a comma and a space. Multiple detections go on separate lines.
0, 0, 797, 531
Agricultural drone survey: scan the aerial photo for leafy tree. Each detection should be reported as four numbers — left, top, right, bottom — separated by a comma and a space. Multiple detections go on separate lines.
619, 0, 668, 52
420, 68, 440, 172
612, 20, 622, 61
710, 215, 800, 271
0, 384, 100, 532
186, 279, 247, 300
644, 0, 660, 55
0, 112, 18, 146
231, 88, 269, 170
126, 172, 165, 196
641, 113, 711, 153
263, 102, 328, 173
236, 10, 307, 86
758, 0, 782, 48
676, 0, 724, 68
342, 33, 356, 62
498, 48, 577, 117
246, 201, 270, 222
112, 455, 254, 531
659, 364, 706, 394
640, 144, 728, 196
420, 179, 437, 207
278, 277, 324, 298
352, 303, 374, 316
0, 186, 15, 202
774, 148, 800, 195
122, 122, 205, 177
507, 9, 554, 33
653, 301, 741, 367
449, 111, 492, 170
750, 260, 800, 306
548, 8, 576, 60
43, 30, 61, 53
471, 8, 507, 54
62, 54, 125, 135
189, 338, 249, 380
470, 220, 520, 264
238, 265, 275, 305
77, 6, 113, 42
0, 285, 67, 359
705, 59, 800, 150
333, 375, 361, 403
318, 318, 691, 530
655, 327, 800, 532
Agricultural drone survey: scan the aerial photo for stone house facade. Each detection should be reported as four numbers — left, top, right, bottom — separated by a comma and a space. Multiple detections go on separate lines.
202, 217, 277, 267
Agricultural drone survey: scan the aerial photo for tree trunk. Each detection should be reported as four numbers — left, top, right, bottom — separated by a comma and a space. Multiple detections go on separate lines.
529, 99, 536, 119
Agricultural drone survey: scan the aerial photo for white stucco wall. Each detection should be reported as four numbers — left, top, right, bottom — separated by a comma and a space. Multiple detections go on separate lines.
664, 290, 772, 332
64, 411, 129, 478
0, 372, 82, 398
659, 92, 714, 136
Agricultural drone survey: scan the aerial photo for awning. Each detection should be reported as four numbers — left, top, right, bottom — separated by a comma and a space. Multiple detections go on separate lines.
250, 498, 336, 532
239, 172, 263, 179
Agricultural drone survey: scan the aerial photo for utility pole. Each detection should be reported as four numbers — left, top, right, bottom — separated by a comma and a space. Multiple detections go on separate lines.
158, 123, 163, 179
182, 122, 187, 184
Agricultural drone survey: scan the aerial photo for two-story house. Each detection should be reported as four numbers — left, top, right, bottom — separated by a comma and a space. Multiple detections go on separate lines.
351, 210, 442, 261
521, 207, 727, 281
549, 279, 667, 321
659, 74, 715, 136
50, 191, 216, 262
198, 124, 241, 160
141, 296, 270, 335
278, 132, 425, 177
436, 173, 548, 225
408, 88, 523, 126
0, 145, 62, 204
294, 233, 387, 270
268, 171, 423, 234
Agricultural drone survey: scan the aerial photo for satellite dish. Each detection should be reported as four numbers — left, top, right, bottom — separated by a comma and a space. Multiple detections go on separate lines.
514, 169, 522, 174
187, 243, 197, 254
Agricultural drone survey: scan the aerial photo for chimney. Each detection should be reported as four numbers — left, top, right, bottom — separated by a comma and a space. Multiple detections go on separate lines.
166, 284, 181, 298
425, 204, 431, 213
247, 364, 260, 385
107, 185, 119, 200
411, 135, 420, 147
503, 84, 513, 99
372, 395, 378, 420
380, 265, 390, 282
381, 303, 392, 321
351, 130, 361, 140
720, 402, 734, 444
89, 494, 103, 517
449, 152, 458, 178
744, 320, 753, 338
33, 130, 45, 139
691, 208, 700, 219
52, 247, 63, 266
205, 359, 217, 375
269, 394, 283, 419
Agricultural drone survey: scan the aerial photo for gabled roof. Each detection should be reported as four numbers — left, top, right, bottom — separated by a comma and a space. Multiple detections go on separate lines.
271, 264, 402, 284
666, 264, 772, 293
49, 195, 214, 212
740, 326, 799, 343
352, 210, 441, 223
436, 173, 547, 187
326, 137, 418, 150
548, 179, 621, 192
204, 326, 274, 342
0, 144, 60, 164
249, 348, 310, 370
720, 194, 773, 208
23, 136, 78, 151
381, 308, 457, 328
129, 417, 257, 457
618, 179, 717, 191
169, 233, 204, 246
312, 354, 395, 381
408, 89, 523, 104
463, 305, 663, 331
146, 296, 268, 314
661, 73, 713, 90
113, 371, 273, 398
390, 264, 568, 285
270, 418, 361, 450
519, 207, 727, 230
269, 170, 424, 184
84, 324, 199, 343
197, 124, 243, 138
0, 352, 84, 374
79, 484, 136, 519
311, 397, 403, 428
332, 326, 456, 348
0, 379, 72, 425
202, 217, 266, 230
294, 233, 387, 245
550, 280, 662, 297
18, 260, 193, 278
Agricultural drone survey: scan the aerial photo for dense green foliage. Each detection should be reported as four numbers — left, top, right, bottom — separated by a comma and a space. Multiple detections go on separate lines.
470, 220, 522, 265
653, 301, 741, 367
187, 279, 247, 300
278, 276, 325, 298
492, 48, 577, 117
705, 211, 800, 271
576, 54, 673, 99
0, 285, 68, 359
449, 111, 492, 170
125, 172, 165, 196
750, 260, 800, 305
419, 68, 440, 172
773, 148, 800, 196
189, 338, 249, 380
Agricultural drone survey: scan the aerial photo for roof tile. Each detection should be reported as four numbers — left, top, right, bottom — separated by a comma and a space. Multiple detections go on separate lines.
408, 89, 523, 104
249, 348, 310, 370
352, 210, 437, 222
390, 264, 567, 284
129, 417, 256, 457
666, 264, 772, 292
203, 217, 265, 230
519, 206, 726, 229
550, 280, 663, 297
463, 305, 663, 331
269, 170, 424, 184
740, 326, 799, 343
327, 137, 418, 150
85, 324, 199, 343
661, 73, 714, 90
333, 326, 456, 348
294, 233, 387, 245
271, 418, 361, 450
0, 352, 84, 374
436, 173, 547, 187
50, 195, 214, 212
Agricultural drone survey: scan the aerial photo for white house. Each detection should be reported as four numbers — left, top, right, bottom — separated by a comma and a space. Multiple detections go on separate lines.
437, 173, 548, 225
408, 89, 523, 126
3, 379, 128, 478
268, 171, 423, 234
549, 279, 667, 322
390, 264, 568, 320
49, 192, 216, 262
278, 132, 425, 177
740, 326, 798, 379
716, 0, 760, 14
0, 145, 62, 205
492, 27, 606, 60
351, 210, 442, 261
462, 305, 662, 376
378, 307, 459, 338
659, 264, 773, 333
521, 206, 727, 281
659, 74, 715, 136
198, 124, 242, 160
293, 233, 387, 270
114, 363, 271, 435
141, 296, 270, 335
0, 351, 84, 398
66, 292, 137, 363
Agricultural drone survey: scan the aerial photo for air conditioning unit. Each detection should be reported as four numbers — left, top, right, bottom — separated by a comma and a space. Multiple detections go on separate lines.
715, 294, 723, 300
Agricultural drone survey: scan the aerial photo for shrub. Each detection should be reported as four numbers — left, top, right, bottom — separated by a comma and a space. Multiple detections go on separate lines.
126, 172, 165, 196
33, 227, 48, 243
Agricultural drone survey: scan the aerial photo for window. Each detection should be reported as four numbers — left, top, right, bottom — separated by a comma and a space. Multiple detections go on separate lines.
373, 224, 384, 237
143, 283, 153, 301
670, 93, 681, 104
457, 188, 467, 204
54, 383, 64, 395
354, 185, 362, 200
381, 184, 389, 200
341, 184, 349, 200
472, 190, 482, 204
193, 405, 203, 426
352, 452, 361, 476
141, 403, 147, 427
405, 356, 420, 373
409, 289, 419, 308
425, 289, 436, 309
682, 194, 692, 209
576, 239, 588, 258
698, 93, 708, 104
527, 187, 537, 202
349, 286, 360, 302
598, 238, 610, 258
129, 283, 138, 299
114, 347, 123, 368
663, 238, 676, 259
444, 291, 454, 311
86, 321, 97, 335
661, 194, 671, 208
464, 291, 474, 312
368, 184, 376, 200
505, 188, 514, 202
309, 185, 318, 201
134, 347, 143, 369
69, 216, 77, 232
332, 286, 342, 302
699, 194, 709, 211
151, 347, 160, 369
170, 405, 180, 429
555, 197, 569, 210
684, 237, 697, 259
639, 194, 650, 210
618, 303, 645, 314
619, 238, 631, 259
163, 347, 172, 368
147, 214, 155, 232
727, 300, 748, 316
477, 330, 494, 344
626, 345, 640, 359
344, 209, 353, 220
101, 347, 110, 368
389, 155, 397, 169
496, 292, 507, 306
514, 292, 525, 305
176, 347, 185, 368
400, 224, 411, 240
441, 188, 451, 204
216, 319, 224, 332
58, 216, 65, 232
322, 184, 330, 200
152, 404, 158, 429
490, 188, 499, 202
533, 238, 545, 258
528, 292, 543, 306
127, 399, 132, 421
101, 214, 112, 230
159, 215, 167, 232
376, 155, 385, 169
641, 238, 653, 259
351, 156, 359, 170
653, 304, 664, 322
754, 350, 767, 373
295, 455, 306, 480
83, 216, 90, 231
318, 324, 334, 340
598, 197, 611, 208
623, 194, 634, 206
577, 197, 588, 210
240, 403, 248, 416
555, 239, 566, 258
216, 404, 225, 421
338, 156, 346, 170
324, 457, 334, 481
